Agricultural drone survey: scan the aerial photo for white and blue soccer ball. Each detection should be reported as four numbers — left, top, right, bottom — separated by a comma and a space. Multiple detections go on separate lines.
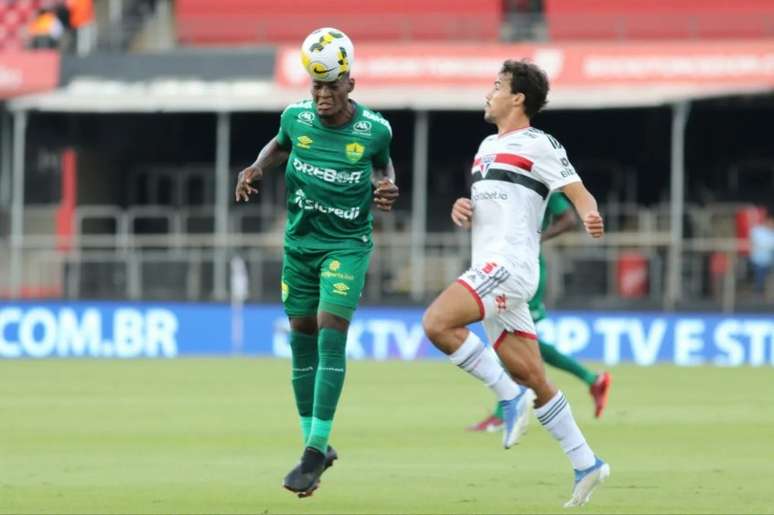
300, 27, 355, 82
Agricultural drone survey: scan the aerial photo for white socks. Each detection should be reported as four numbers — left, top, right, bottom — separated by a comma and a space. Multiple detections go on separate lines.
449, 331, 521, 401
536, 391, 596, 470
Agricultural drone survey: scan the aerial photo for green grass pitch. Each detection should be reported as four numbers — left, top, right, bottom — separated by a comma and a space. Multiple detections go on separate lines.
1, 358, 772, 514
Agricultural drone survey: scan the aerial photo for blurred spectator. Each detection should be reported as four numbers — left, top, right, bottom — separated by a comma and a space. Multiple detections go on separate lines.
26, 7, 64, 49
749, 209, 774, 294
53, 1, 72, 31
66, 0, 94, 54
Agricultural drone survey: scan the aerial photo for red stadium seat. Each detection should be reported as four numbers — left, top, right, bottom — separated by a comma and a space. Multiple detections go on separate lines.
545, 0, 774, 41
175, 0, 502, 45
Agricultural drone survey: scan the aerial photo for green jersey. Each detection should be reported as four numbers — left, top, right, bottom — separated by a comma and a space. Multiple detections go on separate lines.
275, 99, 392, 250
530, 192, 573, 320
542, 192, 572, 233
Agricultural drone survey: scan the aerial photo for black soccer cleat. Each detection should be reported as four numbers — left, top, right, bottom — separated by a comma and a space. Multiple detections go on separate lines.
323, 445, 338, 471
283, 447, 327, 498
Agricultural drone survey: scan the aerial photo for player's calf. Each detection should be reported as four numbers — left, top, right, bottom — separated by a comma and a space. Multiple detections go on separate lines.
495, 337, 556, 405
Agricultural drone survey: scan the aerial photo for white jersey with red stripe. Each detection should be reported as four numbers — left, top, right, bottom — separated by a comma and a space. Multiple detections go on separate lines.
470, 126, 581, 272
456, 126, 582, 341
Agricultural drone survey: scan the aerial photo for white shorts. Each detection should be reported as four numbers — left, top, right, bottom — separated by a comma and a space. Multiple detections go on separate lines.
457, 260, 538, 348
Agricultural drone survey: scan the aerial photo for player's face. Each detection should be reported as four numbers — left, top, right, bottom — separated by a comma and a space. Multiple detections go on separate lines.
484, 73, 516, 123
311, 76, 353, 119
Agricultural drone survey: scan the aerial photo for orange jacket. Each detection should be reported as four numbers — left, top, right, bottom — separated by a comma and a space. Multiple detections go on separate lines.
67, 0, 94, 28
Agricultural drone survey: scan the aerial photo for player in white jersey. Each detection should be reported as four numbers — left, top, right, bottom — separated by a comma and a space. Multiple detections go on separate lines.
422, 59, 610, 508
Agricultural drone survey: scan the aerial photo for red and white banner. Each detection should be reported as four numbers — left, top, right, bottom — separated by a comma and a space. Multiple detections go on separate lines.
0, 51, 60, 99
276, 40, 774, 89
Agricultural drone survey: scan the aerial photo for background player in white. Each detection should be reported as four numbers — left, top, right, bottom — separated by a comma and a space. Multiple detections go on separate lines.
422, 59, 609, 508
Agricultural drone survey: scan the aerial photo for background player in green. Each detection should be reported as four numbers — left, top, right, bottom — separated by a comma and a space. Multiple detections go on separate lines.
467, 193, 612, 433
234, 28, 398, 498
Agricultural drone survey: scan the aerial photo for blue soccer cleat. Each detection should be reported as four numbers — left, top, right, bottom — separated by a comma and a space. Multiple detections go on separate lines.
564, 457, 610, 508
500, 388, 535, 449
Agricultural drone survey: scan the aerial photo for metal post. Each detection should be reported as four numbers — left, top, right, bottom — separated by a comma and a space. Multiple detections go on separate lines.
213, 111, 231, 300
108, 0, 123, 23
410, 110, 429, 301
0, 112, 12, 209
665, 101, 691, 310
10, 110, 28, 297
721, 251, 736, 313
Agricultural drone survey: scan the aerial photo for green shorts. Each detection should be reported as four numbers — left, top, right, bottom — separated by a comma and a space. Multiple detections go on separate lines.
528, 253, 548, 322
281, 246, 372, 321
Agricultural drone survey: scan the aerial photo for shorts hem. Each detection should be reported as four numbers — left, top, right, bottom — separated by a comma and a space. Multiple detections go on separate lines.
318, 301, 357, 321
284, 310, 318, 319
456, 279, 485, 319
493, 329, 538, 350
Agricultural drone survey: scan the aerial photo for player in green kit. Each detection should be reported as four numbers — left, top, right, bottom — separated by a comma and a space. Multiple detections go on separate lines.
467, 193, 612, 433
234, 28, 398, 498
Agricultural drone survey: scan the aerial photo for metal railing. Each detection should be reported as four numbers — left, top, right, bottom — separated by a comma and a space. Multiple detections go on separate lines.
1, 204, 772, 310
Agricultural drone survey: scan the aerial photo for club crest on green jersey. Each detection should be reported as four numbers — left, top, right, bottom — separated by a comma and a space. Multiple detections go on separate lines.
345, 142, 365, 163
281, 281, 289, 302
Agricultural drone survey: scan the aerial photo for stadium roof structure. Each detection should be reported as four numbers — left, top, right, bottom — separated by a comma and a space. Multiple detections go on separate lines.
6, 80, 772, 113
7, 39, 774, 112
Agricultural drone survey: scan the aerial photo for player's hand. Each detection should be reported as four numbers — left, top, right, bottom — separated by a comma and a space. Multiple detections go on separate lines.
235, 165, 262, 202
583, 210, 604, 238
451, 197, 473, 229
373, 179, 399, 211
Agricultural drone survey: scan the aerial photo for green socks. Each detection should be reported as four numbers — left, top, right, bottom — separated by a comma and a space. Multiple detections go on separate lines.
289, 331, 318, 444
307, 327, 347, 453
538, 339, 598, 386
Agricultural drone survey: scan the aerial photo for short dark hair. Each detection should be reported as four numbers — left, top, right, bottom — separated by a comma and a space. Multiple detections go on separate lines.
500, 59, 549, 118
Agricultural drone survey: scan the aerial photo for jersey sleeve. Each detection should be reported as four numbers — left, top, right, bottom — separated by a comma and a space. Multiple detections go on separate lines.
546, 192, 572, 216
532, 136, 581, 191
372, 121, 392, 169
275, 107, 293, 149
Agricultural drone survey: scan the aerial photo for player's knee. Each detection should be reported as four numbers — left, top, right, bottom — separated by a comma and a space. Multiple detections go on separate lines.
421, 309, 447, 344
289, 316, 317, 335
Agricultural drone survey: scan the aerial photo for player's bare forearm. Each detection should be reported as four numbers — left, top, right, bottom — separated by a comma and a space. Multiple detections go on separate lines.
372, 158, 396, 185
235, 137, 289, 202
540, 210, 577, 242
252, 137, 290, 172
372, 159, 398, 211
561, 181, 604, 238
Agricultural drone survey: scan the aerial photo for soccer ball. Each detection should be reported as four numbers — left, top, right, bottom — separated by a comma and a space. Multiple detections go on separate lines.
300, 27, 354, 82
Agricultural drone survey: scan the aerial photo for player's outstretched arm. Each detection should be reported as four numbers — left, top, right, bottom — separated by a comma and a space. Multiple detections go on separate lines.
451, 197, 473, 229
235, 137, 290, 202
372, 158, 399, 211
561, 182, 604, 239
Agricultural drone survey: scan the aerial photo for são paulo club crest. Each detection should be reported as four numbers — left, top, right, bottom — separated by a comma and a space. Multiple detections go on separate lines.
481, 154, 496, 175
